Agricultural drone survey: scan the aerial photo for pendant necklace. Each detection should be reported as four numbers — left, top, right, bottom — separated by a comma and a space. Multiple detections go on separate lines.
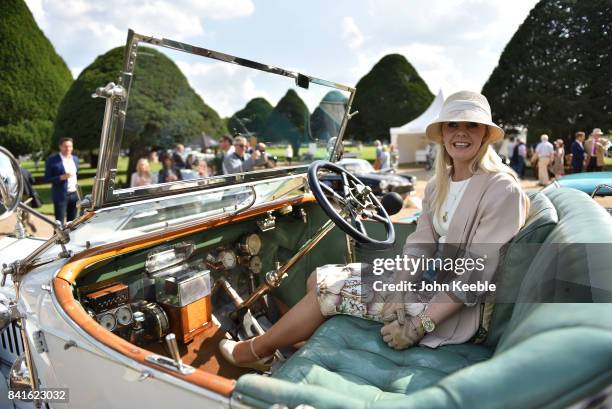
442, 181, 469, 223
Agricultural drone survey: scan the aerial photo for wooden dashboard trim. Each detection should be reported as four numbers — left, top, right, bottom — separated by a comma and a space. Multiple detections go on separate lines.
52, 277, 236, 396
58, 193, 315, 283
52, 193, 315, 397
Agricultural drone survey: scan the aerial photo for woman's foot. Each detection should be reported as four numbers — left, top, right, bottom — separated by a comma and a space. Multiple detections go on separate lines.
232, 338, 263, 363
219, 337, 272, 372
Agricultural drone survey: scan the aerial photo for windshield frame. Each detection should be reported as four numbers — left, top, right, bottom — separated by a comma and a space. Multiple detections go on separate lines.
90, 29, 355, 210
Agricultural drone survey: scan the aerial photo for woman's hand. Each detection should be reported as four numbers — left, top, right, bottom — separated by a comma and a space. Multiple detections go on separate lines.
380, 316, 424, 350
380, 298, 405, 323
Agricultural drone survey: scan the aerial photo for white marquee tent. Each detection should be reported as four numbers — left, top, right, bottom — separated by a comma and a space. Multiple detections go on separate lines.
389, 90, 444, 164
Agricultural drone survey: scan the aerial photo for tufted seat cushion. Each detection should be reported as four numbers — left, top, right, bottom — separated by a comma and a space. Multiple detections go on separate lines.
271, 316, 492, 399
233, 188, 612, 409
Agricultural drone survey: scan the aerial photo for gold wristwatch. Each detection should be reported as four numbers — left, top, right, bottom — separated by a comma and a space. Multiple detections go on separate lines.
417, 312, 436, 333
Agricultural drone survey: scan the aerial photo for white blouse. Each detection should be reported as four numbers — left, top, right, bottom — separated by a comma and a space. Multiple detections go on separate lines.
433, 178, 471, 243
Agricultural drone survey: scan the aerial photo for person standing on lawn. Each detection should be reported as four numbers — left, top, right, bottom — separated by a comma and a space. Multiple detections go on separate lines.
45, 137, 79, 225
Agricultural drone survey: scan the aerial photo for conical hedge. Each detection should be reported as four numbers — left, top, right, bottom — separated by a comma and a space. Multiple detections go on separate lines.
346, 54, 433, 142
53, 46, 226, 177
0, 0, 73, 155
228, 97, 273, 136
263, 89, 310, 155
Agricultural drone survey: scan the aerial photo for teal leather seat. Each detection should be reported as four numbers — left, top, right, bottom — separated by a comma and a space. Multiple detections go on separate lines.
234, 187, 612, 409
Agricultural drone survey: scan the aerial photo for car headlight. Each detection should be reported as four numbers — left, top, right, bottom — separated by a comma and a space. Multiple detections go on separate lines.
379, 180, 389, 191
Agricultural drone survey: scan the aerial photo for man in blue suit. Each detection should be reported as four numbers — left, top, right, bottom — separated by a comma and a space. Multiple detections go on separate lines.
571, 131, 586, 174
45, 137, 79, 224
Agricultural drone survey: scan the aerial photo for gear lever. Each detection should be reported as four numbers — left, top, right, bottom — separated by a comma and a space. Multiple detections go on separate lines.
165, 333, 183, 369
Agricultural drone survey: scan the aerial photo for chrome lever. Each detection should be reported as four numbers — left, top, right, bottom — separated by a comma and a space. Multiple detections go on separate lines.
165, 333, 182, 368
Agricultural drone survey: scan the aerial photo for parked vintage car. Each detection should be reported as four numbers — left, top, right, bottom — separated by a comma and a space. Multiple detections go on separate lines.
0, 30, 611, 409
552, 171, 612, 196
321, 158, 414, 198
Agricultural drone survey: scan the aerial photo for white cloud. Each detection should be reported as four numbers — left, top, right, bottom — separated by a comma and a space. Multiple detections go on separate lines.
342, 16, 364, 49
176, 60, 276, 117
187, 0, 255, 20
351, 0, 538, 94
349, 43, 468, 96
24, 0, 255, 78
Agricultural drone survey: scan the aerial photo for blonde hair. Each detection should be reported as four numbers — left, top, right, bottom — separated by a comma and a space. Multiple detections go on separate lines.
136, 158, 151, 177
432, 127, 520, 219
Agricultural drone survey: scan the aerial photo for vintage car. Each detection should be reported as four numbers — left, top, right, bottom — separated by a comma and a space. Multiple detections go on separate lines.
0, 30, 611, 409
321, 158, 415, 198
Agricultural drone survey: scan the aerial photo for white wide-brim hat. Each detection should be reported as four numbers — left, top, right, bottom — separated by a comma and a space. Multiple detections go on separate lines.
425, 90, 504, 144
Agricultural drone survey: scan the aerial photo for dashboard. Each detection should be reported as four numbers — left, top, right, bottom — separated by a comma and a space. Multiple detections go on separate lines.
73, 203, 326, 347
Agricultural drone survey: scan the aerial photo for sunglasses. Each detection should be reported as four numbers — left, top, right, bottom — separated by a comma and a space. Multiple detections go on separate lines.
235, 144, 246, 147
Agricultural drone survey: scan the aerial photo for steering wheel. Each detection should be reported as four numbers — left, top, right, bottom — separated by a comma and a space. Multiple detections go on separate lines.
308, 160, 395, 249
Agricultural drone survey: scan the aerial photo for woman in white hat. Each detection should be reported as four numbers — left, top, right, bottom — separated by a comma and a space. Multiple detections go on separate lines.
220, 91, 529, 370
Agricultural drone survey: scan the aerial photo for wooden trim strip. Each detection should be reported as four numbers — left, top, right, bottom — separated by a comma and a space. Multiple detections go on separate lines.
59, 194, 314, 283
52, 277, 236, 396
52, 194, 315, 397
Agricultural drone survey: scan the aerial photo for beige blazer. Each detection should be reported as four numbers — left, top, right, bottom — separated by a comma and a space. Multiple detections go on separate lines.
584, 138, 606, 167
402, 170, 529, 347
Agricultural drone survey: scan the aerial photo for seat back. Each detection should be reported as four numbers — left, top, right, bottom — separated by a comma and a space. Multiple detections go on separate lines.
492, 187, 612, 353
485, 191, 559, 347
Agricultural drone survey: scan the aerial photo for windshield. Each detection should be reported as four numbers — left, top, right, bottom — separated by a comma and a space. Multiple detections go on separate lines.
95, 32, 354, 208
341, 160, 374, 174
71, 175, 307, 247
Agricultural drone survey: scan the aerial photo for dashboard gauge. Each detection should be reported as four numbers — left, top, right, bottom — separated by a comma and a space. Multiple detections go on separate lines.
218, 249, 237, 270
141, 302, 169, 340
248, 256, 263, 274
115, 306, 133, 326
98, 313, 117, 331
238, 233, 262, 256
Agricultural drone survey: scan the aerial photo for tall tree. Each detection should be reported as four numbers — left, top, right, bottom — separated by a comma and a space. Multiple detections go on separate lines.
482, 0, 612, 142
346, 54, 433, 142
0, 0, 73, 157
53, 46, 226, 181
228, 97, 273, 136
262, 89, 309, 156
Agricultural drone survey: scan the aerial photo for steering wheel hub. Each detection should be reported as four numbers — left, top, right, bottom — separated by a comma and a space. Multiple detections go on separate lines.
308, 160, 395, 249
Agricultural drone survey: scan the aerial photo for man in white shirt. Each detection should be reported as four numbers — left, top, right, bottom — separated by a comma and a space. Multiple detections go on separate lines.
45, 137, 79, 224
535, 134, 554, 185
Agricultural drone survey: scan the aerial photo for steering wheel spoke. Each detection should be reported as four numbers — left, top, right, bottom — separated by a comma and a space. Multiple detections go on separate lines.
369, 212, 387, 223
308, 160, 395, 250
320, 182, 348, 205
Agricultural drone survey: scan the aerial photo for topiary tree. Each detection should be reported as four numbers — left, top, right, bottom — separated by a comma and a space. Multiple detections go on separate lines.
0, 0, 73, 158
310, 91, 348, 142
346, 54, 434, 142
54, 46, 226, 181
228, 97, 273, 137
482, 0, 612, 143
262, 89, 310, 156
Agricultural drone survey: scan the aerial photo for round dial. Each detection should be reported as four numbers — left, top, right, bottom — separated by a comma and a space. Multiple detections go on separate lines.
242, 233, 262, 256
98, 313, 116, 331
249, 256, 263, 274
115, 306, 133, 326
219, 249, 237, 270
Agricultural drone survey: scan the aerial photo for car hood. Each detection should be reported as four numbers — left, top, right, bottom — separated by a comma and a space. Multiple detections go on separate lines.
355, 172, 410, 184
556, 172, 612, 194
0, 236, 49, 266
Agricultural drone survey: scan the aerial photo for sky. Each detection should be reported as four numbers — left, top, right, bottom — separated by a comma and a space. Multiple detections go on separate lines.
25, 0, 539, 117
